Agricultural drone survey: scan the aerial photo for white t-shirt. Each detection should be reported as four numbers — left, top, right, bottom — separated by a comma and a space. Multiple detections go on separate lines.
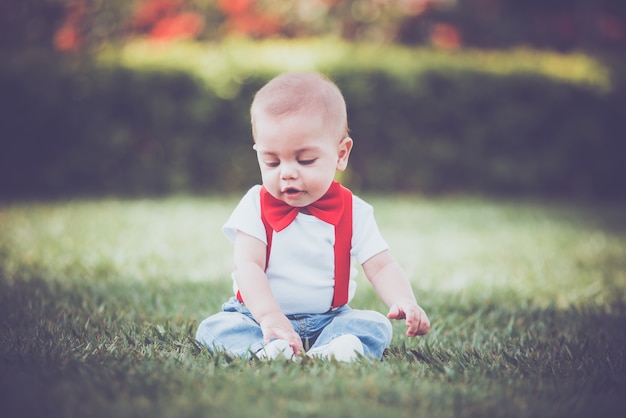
223, 185, 389, 315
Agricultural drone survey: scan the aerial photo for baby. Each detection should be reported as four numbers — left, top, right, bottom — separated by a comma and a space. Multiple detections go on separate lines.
196, 72, 429, 361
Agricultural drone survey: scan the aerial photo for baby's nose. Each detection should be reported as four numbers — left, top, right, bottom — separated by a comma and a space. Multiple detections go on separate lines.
280, 163, 298, 179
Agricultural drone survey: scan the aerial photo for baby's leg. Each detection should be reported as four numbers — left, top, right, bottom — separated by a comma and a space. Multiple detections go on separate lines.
313, 309, 392, 359
195, 311, 264, 357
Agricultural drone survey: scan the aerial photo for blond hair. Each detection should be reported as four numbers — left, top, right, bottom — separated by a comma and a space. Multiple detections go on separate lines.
250, 72, 349, 140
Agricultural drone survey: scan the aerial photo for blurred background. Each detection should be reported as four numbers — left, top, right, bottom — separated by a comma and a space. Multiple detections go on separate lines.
1, 0, 625, 200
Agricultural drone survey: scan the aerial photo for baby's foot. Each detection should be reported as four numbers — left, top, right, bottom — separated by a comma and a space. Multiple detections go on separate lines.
306, 334, 364, 362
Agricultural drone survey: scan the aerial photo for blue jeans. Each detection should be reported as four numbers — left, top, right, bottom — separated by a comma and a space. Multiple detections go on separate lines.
196, 297, 393, 359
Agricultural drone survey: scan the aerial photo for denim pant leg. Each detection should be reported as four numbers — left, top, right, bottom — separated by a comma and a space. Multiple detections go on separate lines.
195, 298, 265, 357
313, 308, 393, 359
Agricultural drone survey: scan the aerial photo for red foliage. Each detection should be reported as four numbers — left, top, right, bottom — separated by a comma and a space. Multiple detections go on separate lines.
224, 14, 280, 37
150, 12, 205, 40
217, 0, 253, 16
54, 26, 81, 52
131, 0, 205, 41
600, 15, 625, 40
132, 0, 182, 30
399, 0, 431, 16
217, 0, 281, 37
53, 0, 86, 51
430, 23, 461, 50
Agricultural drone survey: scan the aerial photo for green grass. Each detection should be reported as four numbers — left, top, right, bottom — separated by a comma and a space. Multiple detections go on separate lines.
1, 195, 625, 418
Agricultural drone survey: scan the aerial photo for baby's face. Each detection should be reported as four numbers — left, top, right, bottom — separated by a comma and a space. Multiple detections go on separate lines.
253, 111, 351, 207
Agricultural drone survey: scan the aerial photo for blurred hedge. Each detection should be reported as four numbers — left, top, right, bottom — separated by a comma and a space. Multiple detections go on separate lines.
1, 39, 624, 199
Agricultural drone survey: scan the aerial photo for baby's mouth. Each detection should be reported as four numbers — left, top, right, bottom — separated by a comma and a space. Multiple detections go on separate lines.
283, 187, 302, 196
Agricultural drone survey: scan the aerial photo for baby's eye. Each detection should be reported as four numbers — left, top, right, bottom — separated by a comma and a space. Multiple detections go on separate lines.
299, 159, 316, 166
264, 161, 280, 168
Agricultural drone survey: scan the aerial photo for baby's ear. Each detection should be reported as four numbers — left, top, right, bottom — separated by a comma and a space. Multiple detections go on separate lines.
336, 137, 353, 171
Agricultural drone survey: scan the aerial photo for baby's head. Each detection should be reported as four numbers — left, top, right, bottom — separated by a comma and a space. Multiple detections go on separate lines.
251, 72, 348, 141
250, 72, 353, 207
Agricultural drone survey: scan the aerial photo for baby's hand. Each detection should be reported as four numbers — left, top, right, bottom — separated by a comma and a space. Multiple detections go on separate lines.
259, 312, 303, 354
387, 300, 430, 337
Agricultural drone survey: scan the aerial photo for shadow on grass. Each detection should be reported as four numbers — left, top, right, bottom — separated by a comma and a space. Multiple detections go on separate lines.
1, 272, 625, 418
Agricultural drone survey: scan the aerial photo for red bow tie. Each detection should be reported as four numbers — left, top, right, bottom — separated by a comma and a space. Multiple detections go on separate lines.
260, 181, 345, 232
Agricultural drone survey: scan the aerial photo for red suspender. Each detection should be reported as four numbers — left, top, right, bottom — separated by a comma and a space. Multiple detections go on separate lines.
260, 207, 274, 270
332, 185, 352, 307
236, 186, 353, 308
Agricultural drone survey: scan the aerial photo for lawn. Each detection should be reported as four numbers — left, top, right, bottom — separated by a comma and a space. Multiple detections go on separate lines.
1, 195, 625, 418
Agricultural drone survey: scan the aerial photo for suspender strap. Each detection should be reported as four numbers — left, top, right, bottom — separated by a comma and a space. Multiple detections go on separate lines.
331, 185, 352, 307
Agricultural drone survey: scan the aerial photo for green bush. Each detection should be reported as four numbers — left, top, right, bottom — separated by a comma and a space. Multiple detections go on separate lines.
0, 39, 624, 198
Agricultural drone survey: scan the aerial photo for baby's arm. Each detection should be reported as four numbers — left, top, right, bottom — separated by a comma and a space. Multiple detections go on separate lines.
363, 250, 430, 336
232, 231, 303, 354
